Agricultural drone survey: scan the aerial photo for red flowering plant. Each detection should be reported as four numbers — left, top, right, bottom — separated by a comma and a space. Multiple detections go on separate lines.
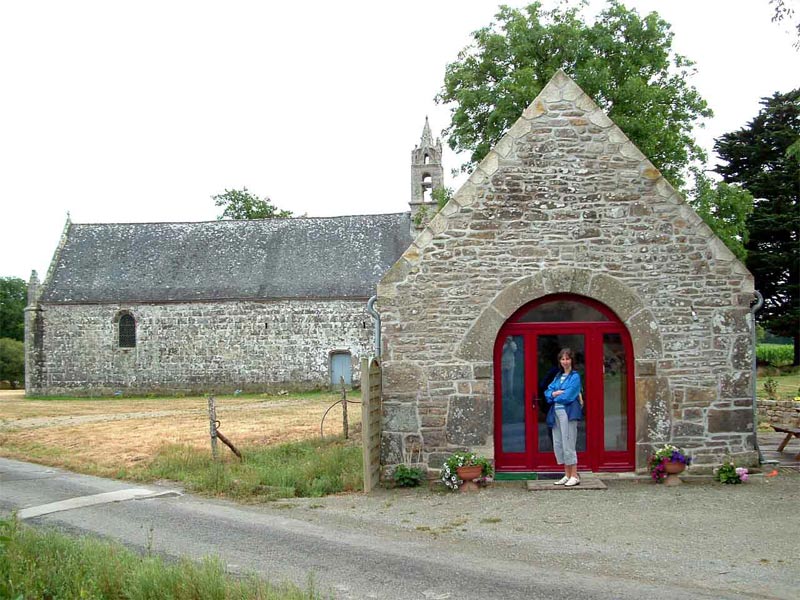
648, 444, 692, 483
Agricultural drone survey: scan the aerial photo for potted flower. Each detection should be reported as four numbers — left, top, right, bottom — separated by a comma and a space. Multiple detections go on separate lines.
648, 444, 692, 485
715, 460, 749, 484
440, 451, 494, 492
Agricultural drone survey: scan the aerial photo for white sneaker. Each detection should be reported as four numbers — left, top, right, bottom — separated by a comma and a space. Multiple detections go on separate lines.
554, 476, 569, 485
565, 476, 580, 487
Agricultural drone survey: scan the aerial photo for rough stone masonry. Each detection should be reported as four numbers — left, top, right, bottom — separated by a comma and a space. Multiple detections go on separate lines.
377, 70, 755, 474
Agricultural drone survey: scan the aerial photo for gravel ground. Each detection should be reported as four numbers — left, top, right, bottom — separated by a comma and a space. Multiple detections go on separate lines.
266, 469, 799, 599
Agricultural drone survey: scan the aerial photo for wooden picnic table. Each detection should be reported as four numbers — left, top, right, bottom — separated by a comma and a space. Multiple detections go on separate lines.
771, 424, 800, 460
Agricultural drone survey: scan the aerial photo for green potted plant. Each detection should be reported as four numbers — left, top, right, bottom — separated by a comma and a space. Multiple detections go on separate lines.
648, 444, 692, 485
440, 451, 494, 492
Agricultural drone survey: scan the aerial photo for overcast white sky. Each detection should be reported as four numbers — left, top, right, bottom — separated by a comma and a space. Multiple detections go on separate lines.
1, 0, 798, 281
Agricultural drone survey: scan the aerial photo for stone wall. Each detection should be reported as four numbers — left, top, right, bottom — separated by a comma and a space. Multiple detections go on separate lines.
26, 299, 373, 395
377, 71, 756, 473
758, 400, 800, 427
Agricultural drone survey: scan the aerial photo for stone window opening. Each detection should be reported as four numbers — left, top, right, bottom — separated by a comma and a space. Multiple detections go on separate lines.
117, 312, 136, 348
423, 153, 430, 165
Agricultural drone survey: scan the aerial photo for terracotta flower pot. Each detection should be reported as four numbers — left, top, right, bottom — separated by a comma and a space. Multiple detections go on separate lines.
456, 465, 483, 492
663, 461, 686, 486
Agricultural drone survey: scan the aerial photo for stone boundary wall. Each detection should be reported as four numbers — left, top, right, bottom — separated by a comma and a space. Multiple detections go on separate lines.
27, 299, 373, 396
758, 399, 800, 427
378, 71, 755, 473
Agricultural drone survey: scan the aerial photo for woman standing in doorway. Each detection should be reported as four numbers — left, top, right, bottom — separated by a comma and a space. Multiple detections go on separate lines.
545, 348, 583, 487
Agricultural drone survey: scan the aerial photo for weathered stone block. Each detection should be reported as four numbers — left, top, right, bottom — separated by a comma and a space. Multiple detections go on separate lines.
707, 408, 753, 433
673, 421, 705, 437
381, 432, 403, 465
446, 396, 492, 445
383, 361, 426, 395
383, 403, 419, 432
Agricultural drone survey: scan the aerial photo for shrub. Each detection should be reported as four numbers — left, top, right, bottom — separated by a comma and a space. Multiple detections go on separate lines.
715, 460, 749, 484
0, 337, 24, 384
763, 377, 779, 400
392, 464, 424, 488
756, 344, 794, 367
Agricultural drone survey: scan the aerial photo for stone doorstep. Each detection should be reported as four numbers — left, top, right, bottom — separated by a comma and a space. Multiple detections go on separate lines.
527, 478, 607, 491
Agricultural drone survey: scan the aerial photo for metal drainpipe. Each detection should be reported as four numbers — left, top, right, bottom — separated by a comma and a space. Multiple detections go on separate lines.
367, 295, 381, 359
750, 290, 764, 464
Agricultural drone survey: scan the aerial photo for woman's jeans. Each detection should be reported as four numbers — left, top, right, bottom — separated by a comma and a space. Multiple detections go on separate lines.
553, 407, 578, 465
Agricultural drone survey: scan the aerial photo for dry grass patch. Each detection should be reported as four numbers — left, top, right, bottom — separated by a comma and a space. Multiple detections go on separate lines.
0, 392, 361, 479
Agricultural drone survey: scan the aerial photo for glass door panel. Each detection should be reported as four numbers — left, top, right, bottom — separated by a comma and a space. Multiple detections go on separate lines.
500, 335, 526, 454
603, 333, 628, 452
535, 334, 585, 454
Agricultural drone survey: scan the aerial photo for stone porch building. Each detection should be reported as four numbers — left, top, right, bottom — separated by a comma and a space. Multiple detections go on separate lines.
377, 71, 757, 473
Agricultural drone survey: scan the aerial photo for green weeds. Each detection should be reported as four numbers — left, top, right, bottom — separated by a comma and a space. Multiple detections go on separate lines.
0, 518, 320, 599
146, 436, 362, 500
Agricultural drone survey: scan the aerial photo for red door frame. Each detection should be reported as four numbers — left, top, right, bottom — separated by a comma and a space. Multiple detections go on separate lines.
492, 295, 636, 472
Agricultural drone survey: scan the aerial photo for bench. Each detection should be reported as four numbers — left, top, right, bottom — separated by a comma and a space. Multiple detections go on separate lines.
771, 424, 800, 460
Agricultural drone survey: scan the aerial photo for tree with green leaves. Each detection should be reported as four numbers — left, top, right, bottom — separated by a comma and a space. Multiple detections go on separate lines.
435, 0, 711, 190
213, 187, 293, 220
770, 0, 800, 49
0, 277, 26, 342
688, 169, 754, 262
715, 89, 800, 365
0, 337, 24, 385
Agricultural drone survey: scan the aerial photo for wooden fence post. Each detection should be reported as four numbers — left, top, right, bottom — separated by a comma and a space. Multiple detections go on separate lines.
340, 376, 349, 440
208, 395, 218, 460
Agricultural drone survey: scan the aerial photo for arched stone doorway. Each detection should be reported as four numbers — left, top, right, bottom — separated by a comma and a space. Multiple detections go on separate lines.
493, 293, 636, 472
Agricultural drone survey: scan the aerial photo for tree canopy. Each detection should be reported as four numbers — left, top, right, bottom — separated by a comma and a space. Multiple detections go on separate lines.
0, 276, 27, 342
435, 0, 711, 190
214, 188, 293, 220
687, 169, 754, 263
771, 0, 800, 49
715, 89, 800, 364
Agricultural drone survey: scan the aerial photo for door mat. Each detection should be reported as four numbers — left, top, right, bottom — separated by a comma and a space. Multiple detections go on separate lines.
526, 478, 607, 491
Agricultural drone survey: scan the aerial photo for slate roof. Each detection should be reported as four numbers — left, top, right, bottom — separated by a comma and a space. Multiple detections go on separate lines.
40, 214, 414, 303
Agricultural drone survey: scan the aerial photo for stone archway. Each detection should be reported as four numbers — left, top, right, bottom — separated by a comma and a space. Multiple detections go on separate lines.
456, 269, 665, 470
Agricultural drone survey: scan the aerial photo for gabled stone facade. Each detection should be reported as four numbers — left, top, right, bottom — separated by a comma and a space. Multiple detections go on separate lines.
377, 71, 756, 473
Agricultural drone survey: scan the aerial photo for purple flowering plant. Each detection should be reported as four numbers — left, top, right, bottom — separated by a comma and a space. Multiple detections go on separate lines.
648, 444, 692, 483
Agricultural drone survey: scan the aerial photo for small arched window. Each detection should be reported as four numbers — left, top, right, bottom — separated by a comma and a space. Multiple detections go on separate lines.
119, 314, 136, 348
424, 153, 430, 165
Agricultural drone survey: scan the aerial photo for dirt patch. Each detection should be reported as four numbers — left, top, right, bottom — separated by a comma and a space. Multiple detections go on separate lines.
0, 392, 361, 475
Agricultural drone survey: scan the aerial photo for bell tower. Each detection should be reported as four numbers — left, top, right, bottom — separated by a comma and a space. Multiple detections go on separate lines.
409, 117, 444, 228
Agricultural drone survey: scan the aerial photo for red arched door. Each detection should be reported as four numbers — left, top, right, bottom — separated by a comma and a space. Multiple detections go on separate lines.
493, 294, 635, 472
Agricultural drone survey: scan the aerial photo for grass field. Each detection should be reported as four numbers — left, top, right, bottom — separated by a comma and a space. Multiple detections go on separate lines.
756, 370, 799, 401
0, 389, 363, 498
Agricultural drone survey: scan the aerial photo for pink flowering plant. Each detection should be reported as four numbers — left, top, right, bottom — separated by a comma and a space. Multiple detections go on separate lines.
715, 460, 749, 484
648, 444, 692, 483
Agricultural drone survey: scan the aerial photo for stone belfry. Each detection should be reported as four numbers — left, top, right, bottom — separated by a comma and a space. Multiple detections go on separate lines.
409, 117, 444, 229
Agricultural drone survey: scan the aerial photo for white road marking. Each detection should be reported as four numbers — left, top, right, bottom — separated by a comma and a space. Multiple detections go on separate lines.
17, 488, 181, 519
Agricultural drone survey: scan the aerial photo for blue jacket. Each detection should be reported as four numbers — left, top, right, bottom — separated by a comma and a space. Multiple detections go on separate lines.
545, 370, 583, 426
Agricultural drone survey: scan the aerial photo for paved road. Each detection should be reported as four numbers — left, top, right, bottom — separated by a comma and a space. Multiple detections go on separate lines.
0, 457, 794, 599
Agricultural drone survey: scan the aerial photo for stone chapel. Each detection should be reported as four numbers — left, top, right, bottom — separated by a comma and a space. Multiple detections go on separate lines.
377, 71, 757, 474
26, 71, 758, 473
24, 119, 443, 397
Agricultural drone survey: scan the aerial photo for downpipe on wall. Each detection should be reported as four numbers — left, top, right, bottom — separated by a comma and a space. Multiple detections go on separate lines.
750, 290, 764, 464
367, 295, 381, 359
